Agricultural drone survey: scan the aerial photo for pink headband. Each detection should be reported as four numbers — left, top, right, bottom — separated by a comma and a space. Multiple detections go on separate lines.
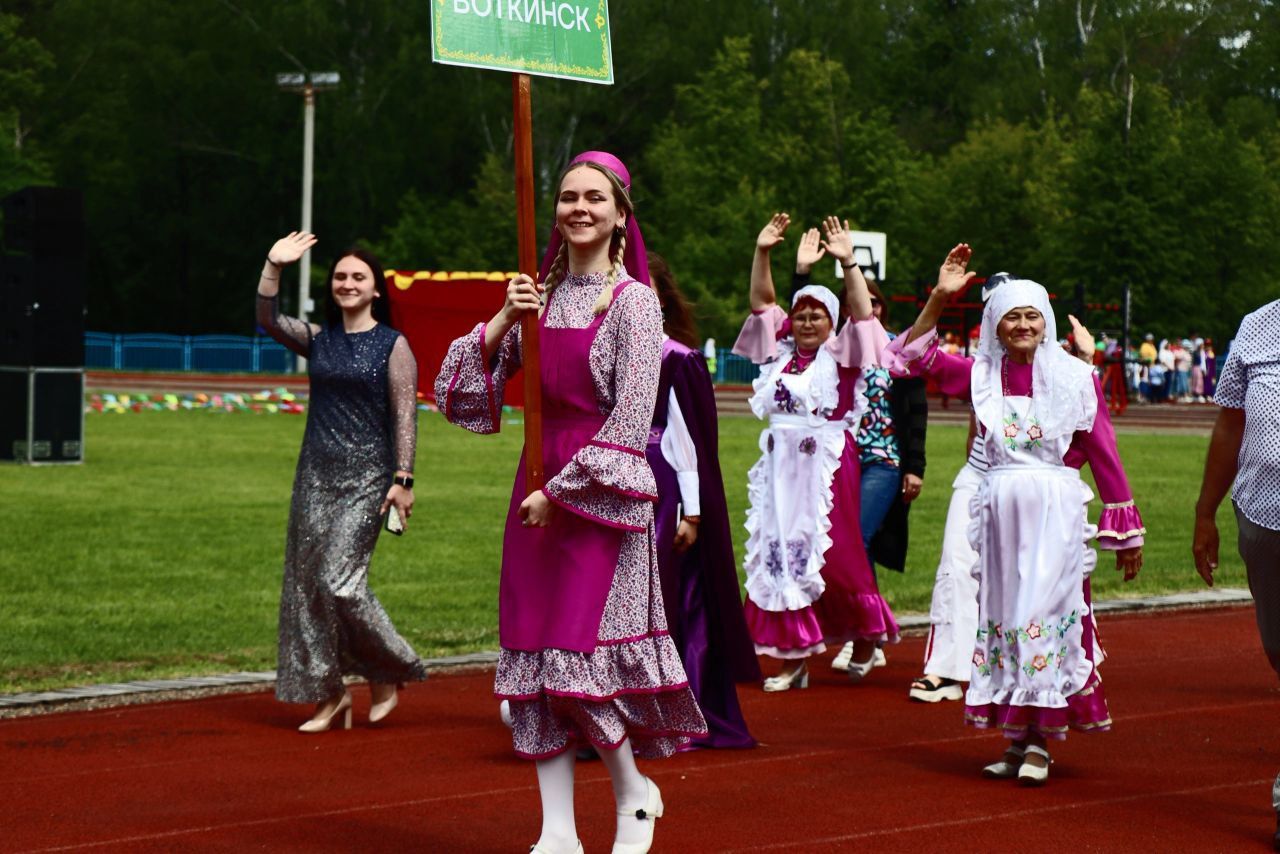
537, 150, 650, 286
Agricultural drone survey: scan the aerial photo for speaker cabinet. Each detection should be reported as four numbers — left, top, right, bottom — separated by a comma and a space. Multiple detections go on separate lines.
0, 367, 84, 464
0, 255, 86, 366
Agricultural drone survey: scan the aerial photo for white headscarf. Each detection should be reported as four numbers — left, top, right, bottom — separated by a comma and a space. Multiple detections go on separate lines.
791, 285, 841, 335
971, 278, 1097, 441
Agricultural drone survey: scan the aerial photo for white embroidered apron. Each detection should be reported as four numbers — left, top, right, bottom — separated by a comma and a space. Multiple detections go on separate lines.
742, 345, 862, 612
965, 394, 1098, 709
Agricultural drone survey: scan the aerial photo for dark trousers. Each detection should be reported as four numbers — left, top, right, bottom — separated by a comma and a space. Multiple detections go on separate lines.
1235, 503, 1280, 813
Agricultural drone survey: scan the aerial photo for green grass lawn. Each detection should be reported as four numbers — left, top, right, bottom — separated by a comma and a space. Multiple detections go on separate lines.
0, 410, 1242, 693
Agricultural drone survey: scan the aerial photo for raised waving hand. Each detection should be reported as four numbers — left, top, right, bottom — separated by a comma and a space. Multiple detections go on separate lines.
750, 212, 790, 311
267, 231, 318, 267
795, 228, 825, 274
905, 243, 976, 344
756, 212, 791, 251
1067, 314, 1095, 363
822, 216, 873, 320
935, 243, 976, 297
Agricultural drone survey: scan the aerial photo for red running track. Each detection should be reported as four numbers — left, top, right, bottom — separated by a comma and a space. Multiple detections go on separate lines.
2, 606, 1277, 853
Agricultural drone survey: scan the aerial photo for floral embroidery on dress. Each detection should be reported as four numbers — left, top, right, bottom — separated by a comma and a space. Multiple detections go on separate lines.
1001, 410, 1045, 451
1054, 611, 1080, 639
1002, 411, 1021, 450
764, 537, 809, 580
773, 379, 798, 414
977, 612, 1082, 680
798, 436, 817, 455
1024, 418, 1044, 450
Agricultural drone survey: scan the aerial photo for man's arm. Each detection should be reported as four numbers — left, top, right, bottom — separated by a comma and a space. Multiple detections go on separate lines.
1192, 407, 1246, 586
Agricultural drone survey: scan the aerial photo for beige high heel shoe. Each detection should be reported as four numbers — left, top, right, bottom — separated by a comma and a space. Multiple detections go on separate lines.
298, 691, 352, 733
762, 662, 809, 692
369, 682, 399, 724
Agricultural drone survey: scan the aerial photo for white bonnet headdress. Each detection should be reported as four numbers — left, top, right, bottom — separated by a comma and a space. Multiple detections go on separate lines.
971, 275, 1096, 440
791, 285, 840, 336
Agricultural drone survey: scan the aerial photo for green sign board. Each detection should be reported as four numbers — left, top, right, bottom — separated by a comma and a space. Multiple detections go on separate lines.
432, 0, 613, 85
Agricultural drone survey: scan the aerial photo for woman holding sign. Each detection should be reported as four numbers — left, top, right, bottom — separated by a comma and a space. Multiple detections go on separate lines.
436, 152, 704, 854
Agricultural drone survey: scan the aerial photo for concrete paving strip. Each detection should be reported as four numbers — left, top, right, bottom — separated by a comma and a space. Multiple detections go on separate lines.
0, 591, 1251, 712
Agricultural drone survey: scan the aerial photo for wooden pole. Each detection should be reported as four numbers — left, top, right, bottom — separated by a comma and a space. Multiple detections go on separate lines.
512, 73, 544, 491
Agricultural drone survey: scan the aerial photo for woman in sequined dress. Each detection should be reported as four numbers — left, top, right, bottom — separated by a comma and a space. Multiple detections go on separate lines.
436, 152, 705, 854
884, 245, 1145, 785
733, 213, 900, 692
257, 233, 427, 733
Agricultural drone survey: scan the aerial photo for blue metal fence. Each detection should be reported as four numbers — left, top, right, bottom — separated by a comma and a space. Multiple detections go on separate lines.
713, 350, 760, 385
85, 332, 294, 373
83, 333, 757, 383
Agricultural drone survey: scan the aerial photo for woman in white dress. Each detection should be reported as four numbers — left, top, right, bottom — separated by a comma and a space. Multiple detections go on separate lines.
885, 246, 1145, 785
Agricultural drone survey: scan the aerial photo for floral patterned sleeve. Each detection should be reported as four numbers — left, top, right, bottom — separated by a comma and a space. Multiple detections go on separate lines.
543, 284, 661, 532
255, 293, 319, 358
434, 321, 522, 435
1065, 375, 1146, 549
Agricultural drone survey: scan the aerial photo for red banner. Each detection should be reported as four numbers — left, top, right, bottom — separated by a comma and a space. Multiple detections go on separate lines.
384, 270, 524, 407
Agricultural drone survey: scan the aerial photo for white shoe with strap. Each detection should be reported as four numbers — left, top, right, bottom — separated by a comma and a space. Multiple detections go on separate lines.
611, 777, 663, 854
1017, 744, 1052, 786
981, 745, 1025, 779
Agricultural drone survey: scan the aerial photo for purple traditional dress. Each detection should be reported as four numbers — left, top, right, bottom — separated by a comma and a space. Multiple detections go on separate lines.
648, 338, 759, 748
436, 271, 707, 759
732, 291, 900, 660
885, 279, 1146, 740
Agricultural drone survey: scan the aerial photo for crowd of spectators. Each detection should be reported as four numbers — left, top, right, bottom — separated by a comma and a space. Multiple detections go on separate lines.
1119, 333, 1216, 404
929, 321, 1222, 409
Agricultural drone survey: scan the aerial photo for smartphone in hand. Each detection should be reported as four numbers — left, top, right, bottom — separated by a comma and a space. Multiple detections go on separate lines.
385, 505, 405, 535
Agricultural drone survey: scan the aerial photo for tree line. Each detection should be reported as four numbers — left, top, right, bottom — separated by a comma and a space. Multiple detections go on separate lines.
3, 0, 1279, 345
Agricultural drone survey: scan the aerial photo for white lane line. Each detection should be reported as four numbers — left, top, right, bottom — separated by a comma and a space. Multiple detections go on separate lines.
720, 777, 1275, 852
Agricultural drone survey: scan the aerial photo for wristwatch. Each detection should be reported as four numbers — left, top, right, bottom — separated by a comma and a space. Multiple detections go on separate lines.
393, 474, 414, 489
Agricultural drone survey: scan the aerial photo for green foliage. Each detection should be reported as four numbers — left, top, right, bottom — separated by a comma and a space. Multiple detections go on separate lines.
374, 151, 518, 272
0, 11, 54, 195
4, 1, 1279, 342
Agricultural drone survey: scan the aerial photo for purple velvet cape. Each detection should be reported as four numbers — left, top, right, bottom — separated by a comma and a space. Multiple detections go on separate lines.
650, 342, 761, 686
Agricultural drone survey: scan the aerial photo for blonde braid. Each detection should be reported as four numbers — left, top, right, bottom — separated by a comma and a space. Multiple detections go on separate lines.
592, 231, 627, 315
540, 242, 569, 317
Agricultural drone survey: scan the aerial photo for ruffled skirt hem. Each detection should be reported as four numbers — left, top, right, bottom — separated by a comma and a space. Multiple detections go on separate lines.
505, 690, 709, 760
963, 674, 1111, 741
495, 631, 708, 759
744, 594, 897, 658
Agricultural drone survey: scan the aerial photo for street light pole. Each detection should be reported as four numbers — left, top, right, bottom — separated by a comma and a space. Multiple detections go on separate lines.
277, 71, 340, 372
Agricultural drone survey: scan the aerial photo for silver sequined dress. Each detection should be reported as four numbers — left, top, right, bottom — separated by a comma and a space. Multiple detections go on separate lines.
258, 295, 428, 703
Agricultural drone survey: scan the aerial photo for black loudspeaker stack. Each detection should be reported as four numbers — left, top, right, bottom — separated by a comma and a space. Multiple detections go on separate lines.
1, 186, 87, 464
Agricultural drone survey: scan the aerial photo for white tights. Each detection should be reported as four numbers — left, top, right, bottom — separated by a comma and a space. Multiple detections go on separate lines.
533, 737, 650, 852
